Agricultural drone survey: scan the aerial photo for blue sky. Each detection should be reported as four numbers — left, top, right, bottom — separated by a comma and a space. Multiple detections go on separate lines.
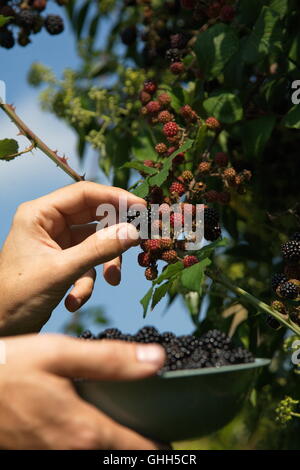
0, 4, 194, 336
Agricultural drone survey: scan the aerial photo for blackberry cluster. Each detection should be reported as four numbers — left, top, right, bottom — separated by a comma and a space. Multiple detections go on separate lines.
270, 232, 300, 328
0, 1, 65, 49
80, 327, 254, 372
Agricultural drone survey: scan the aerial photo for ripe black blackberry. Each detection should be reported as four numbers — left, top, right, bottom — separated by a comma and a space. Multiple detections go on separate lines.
281, 240, 300, 263
17, 10, 38, 30
204, 207, 219, 226
98, 328, 122, 340
277, 281, 299, 300
266, 315, 282, 331
200, 329, 232, 352
160, 331, 176, 343
136, 326, 160, 343
271, 273, 287, 292
170, 32, 189, 49
166, 47, 181, 62
204, 225, 222, 242
184, 348, 211, 369
0, 28, 14, 48
44, 14, 64, 35
80, 330, 94, 339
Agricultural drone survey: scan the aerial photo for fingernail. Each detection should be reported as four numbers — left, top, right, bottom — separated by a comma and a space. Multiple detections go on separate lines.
136, 345, 165, 366
118, 223, 139, 249
68, 296, 82, 311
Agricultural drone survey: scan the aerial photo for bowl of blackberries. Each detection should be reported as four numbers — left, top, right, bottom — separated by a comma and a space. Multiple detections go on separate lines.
75, 327, 270, 443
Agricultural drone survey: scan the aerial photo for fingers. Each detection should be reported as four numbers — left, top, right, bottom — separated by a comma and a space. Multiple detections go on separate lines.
37, 182, 146, 225
103, 256, 122, 286
65, 268, 96, 312
45, 336, 166, 381
62, 223, 139, 280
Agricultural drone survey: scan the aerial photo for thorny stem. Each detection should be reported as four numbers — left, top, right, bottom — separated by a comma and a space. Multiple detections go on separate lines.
0, 99, 84, 182
207, 268, 300, 336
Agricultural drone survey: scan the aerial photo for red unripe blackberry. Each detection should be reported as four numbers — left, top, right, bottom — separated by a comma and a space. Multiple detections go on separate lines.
214, 152, 228, 167
161, 250, 178, 264
139, 90, 151, 104
181, 170, 193, 182
143, 160, 154, 168
33, 0, 47, 11
281, 240, 300, 263
146, 100, 161, 114
167, 146, 178, 156
223, 167, 236, 181
155, 143, 167, 154
45, 15, 64, 35
240, 169, 252, 182
145, 266, 158, 281
160, 238, 174, 250
182, 203, 196, 217
218, 191, 231, 205
138, 252, 152, 267
180, 0, 195, 9
170, 212, 184, 227
158, 110, 173, 123
203, 190, 219, 203
147, 239, 161, 253
163, 122, 179, 137
198, 161, 211, 173
158, 93, 171, 106
271, 300, 287, 315
183, 255, 199, 268
169, 181, 185, 196
220, 5, 235, 22
206, 117, 221, 129
143, 80, 157, 94
170, 61, 185, 75
180, 105, 197, 122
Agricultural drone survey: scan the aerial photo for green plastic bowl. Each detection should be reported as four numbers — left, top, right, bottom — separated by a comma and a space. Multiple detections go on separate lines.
75, 358, 270, 443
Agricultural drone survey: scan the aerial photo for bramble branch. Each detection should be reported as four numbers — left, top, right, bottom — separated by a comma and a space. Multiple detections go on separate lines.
0, 98, 84, 182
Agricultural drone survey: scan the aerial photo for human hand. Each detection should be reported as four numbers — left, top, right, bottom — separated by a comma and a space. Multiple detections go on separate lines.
0, 334, 166, 449
0, 182, 145, 335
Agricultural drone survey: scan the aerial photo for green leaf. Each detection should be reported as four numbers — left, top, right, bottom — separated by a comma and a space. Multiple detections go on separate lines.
122, 161, 157, 175
194, 24, 239, 79
148, 139, 193, 188
75, 0, 92, 39
269, 0, 289, 18
132, 181, 149, 198
282, 106, 300, 129
242, 115, 276, 157
242, 6, 282, 64
196, 238, 229, 260
181, 258, 211, 292
151, 282, 170, 310
132, 133, 156, 161
0, 14, 12, 27
140, 286, 154, 318
193, 124, 207, 156
203, 92, 243, 124
0, 139, 19, 161
155, 261, 184, 285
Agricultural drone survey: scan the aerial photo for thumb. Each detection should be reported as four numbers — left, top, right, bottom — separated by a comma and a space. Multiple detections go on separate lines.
45, 336, 166, 380
62, 223, 140, 280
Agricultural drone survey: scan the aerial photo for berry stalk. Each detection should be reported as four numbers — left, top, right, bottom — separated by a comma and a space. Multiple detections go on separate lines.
207, 268, 300, 336
0, 98, 84, 182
